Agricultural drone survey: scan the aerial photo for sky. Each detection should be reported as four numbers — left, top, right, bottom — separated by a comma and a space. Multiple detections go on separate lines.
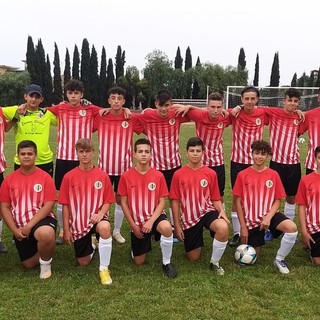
1, 0, 319, 87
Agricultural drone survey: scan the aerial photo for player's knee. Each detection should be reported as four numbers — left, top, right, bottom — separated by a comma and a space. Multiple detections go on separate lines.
133, 256, 145, 266
158, 221, 172, 237
312, 257, 320, 266
78, 258, 91, 266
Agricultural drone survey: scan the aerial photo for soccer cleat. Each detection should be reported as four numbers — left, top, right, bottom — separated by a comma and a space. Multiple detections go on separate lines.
0, 241, 8, 253
100, 269, 112, 285
210, 262, 225, 275
40, 263, 52, 279
264, 230, 273, 242
229, 234, 240, 247
55, 236, 64, 245
162, 263, 177, 278
274, 259, 290, 274
113, 231, 126, 244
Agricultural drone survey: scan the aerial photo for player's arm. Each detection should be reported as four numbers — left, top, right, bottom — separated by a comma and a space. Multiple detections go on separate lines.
0, 202, 26, 241
120, 195, 143, 239
62, 204, 73, 245
5, 120, 14, 132
298, 204, 315, 249
230, 105, 243, 117
171, 199, 184, 241
235, 195, 248, 244
260, 199, 281, 231
20, 201, 55, 237
90, 203, 111, 224
212, 200, 230, 224
141, 196, 166, 234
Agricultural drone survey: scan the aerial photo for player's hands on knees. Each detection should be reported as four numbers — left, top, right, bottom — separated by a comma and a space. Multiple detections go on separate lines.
142, 220, 153, 234
240, 226, 249, 244
132, 225, 144, 239
175, 226, 185, 241
90, 213, 103, 224
64, 230, 73, 246
260, 216, 271, 231
301, 231, 315, 249
14, 228, 27, 241
218, 210, 230, 224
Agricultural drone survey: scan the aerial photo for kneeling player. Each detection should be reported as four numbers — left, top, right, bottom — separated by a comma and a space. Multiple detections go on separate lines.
58, 139, 115, 285
233, 140, 298, 274
296, 146, 320, 264
170, 137, 229, 275
118, 138, 177, 278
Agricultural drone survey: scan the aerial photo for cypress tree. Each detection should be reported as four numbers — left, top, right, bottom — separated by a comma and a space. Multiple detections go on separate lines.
43, 54, 53, 107
270, 52, 280, 87
253, 54, 259, 86
238, 47, 246, 70
185, 46, 192, 98
308, 70, 316, 87
174, 47, 183, 69
89, 45, 99, 104
107, 58, 115, 91
80, 38, 91, 97
184, 46, 192, 71
315, 67, 320, 87
53, 42, 63, 104
35, 39, 47, 87
64, 48, 71, 99
291, 73, 297, 87
192, 56, 201, 99
72, 44, 80, 80
115, 46, 125, 81
99, 46, 108, 106
26, 36, 37, 83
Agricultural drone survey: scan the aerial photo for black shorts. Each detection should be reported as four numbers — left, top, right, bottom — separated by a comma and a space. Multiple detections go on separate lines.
310, 232, 320, 258
209, 164, 225, 197
0, 172, 3, 186
306, 168, 314, 176
14, 161, 54, 177
73, 218, 110, 258
269, 161, 301, 196
131, 214, 168, 257
230, 161, 251, 189
109, 175, 121, 193
14, 216, 57, 262
247, 212, 288, 247
159, 166, 181, 191
55, 159, 79, 190
183, 211, 219, 253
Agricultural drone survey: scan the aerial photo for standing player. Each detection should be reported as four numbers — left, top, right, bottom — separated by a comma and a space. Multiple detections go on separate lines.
94, 86, 143, 244
233, 140, 298, 274
58, 139, 115, 285
170, 137, 229, 275
0, 140, 57, 279
49, 79, 101, 244
296, 146, 320, 264
228, 86, 268, 246
118, 138, 177, 278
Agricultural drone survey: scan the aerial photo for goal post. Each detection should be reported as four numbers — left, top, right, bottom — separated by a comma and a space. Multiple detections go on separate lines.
224, 86, 319, 111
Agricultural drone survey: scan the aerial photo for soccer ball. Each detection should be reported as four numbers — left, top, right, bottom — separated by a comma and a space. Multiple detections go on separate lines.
298, 137, 305, 144
234, 244, 257, 266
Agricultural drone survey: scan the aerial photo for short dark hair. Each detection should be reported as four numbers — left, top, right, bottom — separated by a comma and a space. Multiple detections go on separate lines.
155, 89, 172, 106
65, 79, 84, 93
108, 86, 126, 98
75, 138, 94, 151
241, 86, 260, 98
134, 138, 152, 152
314, 146, 320, 158
208, 92, 223, 102
284, 88, 301, 99
251, 140, 272, 155
186, 137, 204, 150
17, 140, 37, 154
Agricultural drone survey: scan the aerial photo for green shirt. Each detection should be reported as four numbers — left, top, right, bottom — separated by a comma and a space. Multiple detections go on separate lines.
2, 106, 57, 165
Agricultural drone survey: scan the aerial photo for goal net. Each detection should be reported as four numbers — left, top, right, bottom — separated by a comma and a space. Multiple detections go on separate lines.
224, 86, 319, 111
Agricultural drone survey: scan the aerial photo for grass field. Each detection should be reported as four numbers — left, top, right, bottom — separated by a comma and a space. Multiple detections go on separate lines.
1, 124, 319, 320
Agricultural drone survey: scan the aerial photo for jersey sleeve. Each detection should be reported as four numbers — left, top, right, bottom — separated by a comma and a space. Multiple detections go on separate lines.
2, 106, 18, 120
169, 171, 180, 200
232, 172, 243, 197
0, 177, 11, 203
43, 175, 58, 203
274, 173, 286, 199
103, 175, 115, 204
132, 114, 144, 135
46, 104, 60, 116
58, 174, 70, 204
117, 175, 127, 196
47, 110, 58, 126
209, 171, 221, 201
158, 174, 169, 197
295, 179, 307, 206
187, 108, 204, 122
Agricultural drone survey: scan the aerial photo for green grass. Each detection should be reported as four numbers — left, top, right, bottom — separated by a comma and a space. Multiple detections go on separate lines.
1, 124, 319, 320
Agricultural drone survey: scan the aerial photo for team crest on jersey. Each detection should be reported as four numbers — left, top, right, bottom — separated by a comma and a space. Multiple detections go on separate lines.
256, 118, 262, 125
94, 181, 103, 189
293, 119, 299, 125
200, 179, 208, 187
37, 112, 44, 119
169, 118, 176, 125
34, 184, 43, 192
217, 122, 223, 129
266, 180, 273, 188
148, 182, 157, 191
79, 110, 86, 117
122, 121, 129, 128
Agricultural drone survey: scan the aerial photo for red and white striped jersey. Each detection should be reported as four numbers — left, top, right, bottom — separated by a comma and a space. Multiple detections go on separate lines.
49, 103, 100, 160
0, 108, 6, 173
265, 107, 301, 164
230, 107, 267, 164
188, 109, 231, 166
118, 167, 169, 228
58, 167, 115, 240
233, 167, 285, 230
298, 107, 320, 170
94, 112, 143, 175
169, 165, 221, 230
296, 172, 320, 234
139, 108, 189, 170
0, 168, 57, 228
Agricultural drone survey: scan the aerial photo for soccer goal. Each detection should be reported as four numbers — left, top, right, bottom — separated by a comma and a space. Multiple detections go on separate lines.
224, 86, 319, 111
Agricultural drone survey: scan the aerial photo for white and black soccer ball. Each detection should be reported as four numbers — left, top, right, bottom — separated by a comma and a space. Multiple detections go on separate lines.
234, 244, 257, 266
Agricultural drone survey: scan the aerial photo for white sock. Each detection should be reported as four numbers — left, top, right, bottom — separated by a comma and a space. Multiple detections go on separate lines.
39, 257, 52, 265
231, 212, 240, 235
169, 208, 174, 226
276, 231, 298, 261
160, 234, 173, 265
57, 204, 63, 232
113, 204, 124, 234
284, 202, 296, 220
210, 238, 228, 264
99, 237, 112, 271
0, 220, 3, 241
